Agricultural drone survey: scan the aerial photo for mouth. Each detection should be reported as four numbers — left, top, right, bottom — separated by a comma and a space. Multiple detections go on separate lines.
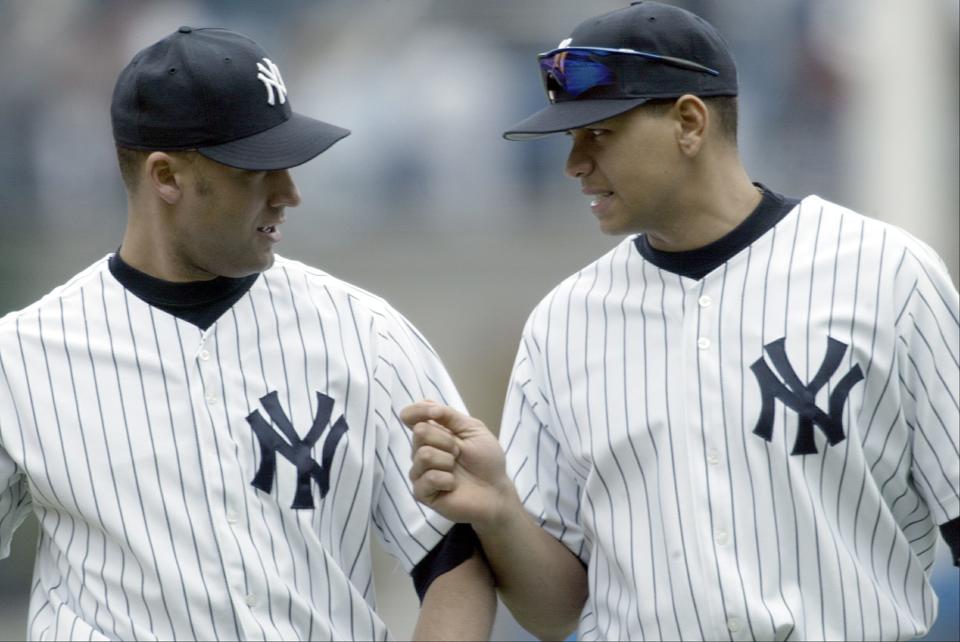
588, 191, 614, 208
256, 223, 282, 242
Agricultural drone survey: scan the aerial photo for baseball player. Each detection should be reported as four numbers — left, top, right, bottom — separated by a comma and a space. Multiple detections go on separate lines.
401, 2, 960, 641
0, 27, 494, 641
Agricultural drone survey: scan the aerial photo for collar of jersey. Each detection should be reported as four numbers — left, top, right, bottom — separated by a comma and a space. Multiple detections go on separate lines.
634, 184, 799, 280
108, 252, 259, 329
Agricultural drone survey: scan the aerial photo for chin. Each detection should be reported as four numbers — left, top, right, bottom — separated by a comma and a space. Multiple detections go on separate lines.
597, 219, 630, 236
220, 255, 274, 279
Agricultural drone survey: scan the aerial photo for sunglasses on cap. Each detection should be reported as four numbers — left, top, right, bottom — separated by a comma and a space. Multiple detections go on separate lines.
537, 46, 720, 103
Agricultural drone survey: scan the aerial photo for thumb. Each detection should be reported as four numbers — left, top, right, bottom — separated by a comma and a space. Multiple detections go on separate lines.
400, 401, 488, 438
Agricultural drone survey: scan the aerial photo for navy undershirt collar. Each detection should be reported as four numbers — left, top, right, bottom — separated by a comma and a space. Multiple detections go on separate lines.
108, 252, 259, 330
634, 184, 799, 280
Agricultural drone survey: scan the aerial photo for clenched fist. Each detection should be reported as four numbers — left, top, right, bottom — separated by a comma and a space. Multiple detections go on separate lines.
401, 401, 518, 531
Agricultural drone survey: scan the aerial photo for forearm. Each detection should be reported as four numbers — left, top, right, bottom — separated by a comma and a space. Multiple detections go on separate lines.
474, 490, 588, 641
413, 550, 496, 641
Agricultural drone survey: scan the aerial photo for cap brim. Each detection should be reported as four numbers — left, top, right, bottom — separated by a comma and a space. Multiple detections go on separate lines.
503, 98, 650, 141
198, 112, 351, 170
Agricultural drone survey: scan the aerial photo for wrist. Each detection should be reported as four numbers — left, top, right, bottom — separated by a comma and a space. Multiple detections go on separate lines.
472, 479, 525, 537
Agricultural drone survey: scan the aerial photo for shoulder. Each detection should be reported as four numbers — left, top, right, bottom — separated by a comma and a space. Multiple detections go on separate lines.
793, 195, 938, 257
0, 255, 112, 339
522, 237, 636, 337
264, 255, 413, 329
791, 196, 956, 299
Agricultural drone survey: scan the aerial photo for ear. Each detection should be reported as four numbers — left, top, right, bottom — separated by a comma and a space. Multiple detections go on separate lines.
673, 94, 708, 157
144, 152, 184, 205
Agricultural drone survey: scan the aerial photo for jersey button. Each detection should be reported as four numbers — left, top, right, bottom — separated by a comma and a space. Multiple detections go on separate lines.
226, 512, 238, 525
707, 450, 721, 465
206, 393, 218, 405
697, 337, 711, 350
698, 295, 712, 308
245, 594, 258, 607
727, 617, 741, 633
199, 349, 210, 361
715, 529, 728, 545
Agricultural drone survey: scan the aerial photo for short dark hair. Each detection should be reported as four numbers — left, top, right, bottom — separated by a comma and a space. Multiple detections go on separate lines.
116, 145, 149, 193
641, 96, 739, 144
116, 147, 210, 196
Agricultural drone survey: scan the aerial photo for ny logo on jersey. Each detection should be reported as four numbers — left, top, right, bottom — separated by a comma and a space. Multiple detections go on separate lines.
750, 337, 864, 455
246, 391, 347, 509
256, 58, 287, 106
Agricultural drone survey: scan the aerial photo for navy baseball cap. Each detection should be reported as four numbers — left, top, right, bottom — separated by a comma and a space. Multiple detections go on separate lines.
111, 26, 350, 170
504, 1, 738, 140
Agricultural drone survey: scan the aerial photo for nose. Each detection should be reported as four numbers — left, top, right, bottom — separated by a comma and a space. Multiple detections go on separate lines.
267, 169, 302, 208
564, 132, 594, 179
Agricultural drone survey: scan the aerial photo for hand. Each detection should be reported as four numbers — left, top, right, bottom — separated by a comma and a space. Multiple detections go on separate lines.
401, 401, 518, 530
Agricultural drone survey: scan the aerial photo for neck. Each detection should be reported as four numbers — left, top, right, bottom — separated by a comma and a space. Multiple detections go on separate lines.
120, 202, 215, 282
645, 158, 761, 252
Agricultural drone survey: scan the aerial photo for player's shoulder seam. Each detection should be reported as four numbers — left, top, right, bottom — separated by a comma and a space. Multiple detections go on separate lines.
0, 255, 111, 331
269, 255, 396, 318
532, 237, 634, 309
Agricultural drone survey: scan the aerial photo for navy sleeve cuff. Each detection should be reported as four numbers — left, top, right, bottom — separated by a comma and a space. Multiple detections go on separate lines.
940, 517, 960, 568
410, 523, 479, 602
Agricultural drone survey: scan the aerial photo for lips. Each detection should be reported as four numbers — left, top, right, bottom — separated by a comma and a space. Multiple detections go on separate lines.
588, 191, 614, 207
257, 223, 282, 242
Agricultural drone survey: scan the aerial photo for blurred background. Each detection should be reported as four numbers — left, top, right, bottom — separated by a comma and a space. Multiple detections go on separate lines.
0, 0, 957, 639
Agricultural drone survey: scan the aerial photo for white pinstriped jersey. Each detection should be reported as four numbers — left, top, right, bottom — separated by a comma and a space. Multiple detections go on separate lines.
501, 195, 960, 641
0, 254, 462, 641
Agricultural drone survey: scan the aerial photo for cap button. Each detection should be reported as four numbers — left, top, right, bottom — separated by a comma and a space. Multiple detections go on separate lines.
178, 26, 193, 33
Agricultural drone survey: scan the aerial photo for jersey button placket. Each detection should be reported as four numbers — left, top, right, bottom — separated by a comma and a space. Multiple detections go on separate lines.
689, 282, 735, 637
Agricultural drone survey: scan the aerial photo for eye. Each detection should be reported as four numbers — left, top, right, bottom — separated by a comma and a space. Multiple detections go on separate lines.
589, 129, 608, 138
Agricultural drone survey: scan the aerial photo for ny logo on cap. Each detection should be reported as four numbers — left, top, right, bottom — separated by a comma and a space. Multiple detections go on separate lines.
256, 58, 287, 106
246, 390, 348, 509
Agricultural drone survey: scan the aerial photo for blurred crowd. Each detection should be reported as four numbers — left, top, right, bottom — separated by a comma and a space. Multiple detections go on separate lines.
0, 0, 953, 245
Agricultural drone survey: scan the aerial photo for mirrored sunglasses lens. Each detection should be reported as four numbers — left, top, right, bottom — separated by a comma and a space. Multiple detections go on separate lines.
539, 52, 616, 97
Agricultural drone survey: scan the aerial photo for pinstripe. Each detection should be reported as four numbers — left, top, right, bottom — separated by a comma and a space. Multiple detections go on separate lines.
158, 303, 247, 638
913, 291, 960, 367
119, 290, 184, 639
3, 255, 463, 639
0, 252, 462, 639
907, 316, 960, 409
51, 300, 97, 631
204, 334, 271, 642
694, 277, 734, 642
623, 250, 665, 640
898, 340, 960, 455
547, 285, 588, 474
658, 267, 706, 640
264, 273, 318, 618
280, 267, 323, 641
343, 296, 373, 641
80, 285, 123, 635
598, 245, 639, 640
802, 208, 827, 640
301, 278, 339, 640
908, 250, 960, 326
579, 263, 621, 639
88, 276, 138, 636
715, 262, 763, 638
638, 264, 683, 639
173, 321, 240, 641
736, 244, 779, 634
222, 310, 283, 637
830, 214, 860, 639
758, 224, 797, 640
248, 289, 301, 628
780, 211, 809, 638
